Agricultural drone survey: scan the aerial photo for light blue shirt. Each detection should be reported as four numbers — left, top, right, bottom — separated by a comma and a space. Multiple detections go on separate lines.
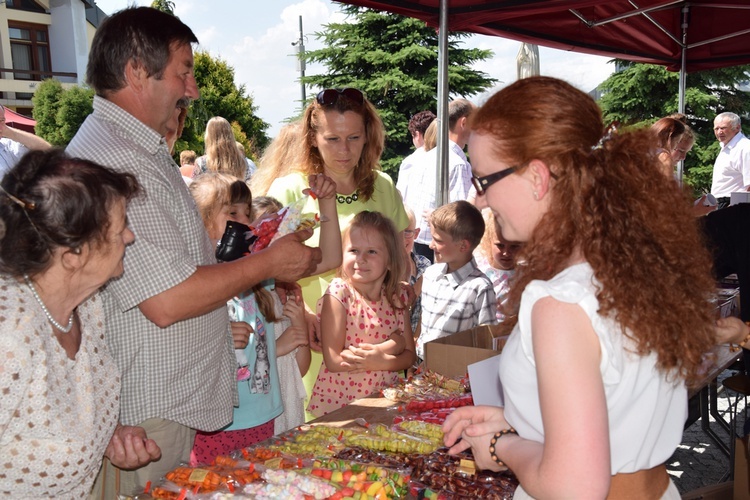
225, 280, 283, 430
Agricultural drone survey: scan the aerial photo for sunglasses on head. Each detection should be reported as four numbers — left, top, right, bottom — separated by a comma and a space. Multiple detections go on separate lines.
316, 88, 365, 106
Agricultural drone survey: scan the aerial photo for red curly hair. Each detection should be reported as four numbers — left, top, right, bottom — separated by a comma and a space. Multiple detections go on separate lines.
474, 77, 716, 387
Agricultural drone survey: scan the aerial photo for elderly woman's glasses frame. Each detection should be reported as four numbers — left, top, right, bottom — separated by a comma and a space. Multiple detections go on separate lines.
471, 166, 518, 196
316, 88, 365, 106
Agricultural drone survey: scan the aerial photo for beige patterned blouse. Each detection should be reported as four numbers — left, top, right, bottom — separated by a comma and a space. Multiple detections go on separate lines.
0, 276, 120, 498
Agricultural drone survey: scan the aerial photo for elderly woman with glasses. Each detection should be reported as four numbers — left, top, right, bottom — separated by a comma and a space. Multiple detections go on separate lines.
266, 88, 409, 414
442, 77, 717, 499
0, 149, 160, 498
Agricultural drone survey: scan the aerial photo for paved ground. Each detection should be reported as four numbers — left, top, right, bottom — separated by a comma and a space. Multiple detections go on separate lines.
670, 368, 747, 495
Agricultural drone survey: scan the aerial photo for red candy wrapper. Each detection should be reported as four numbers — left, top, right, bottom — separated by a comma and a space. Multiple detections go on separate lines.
251, 192, 321, 252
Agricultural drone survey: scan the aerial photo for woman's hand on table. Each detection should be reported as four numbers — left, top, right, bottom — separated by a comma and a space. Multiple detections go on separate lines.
442, 405, 511, 470
716, 316, 750, 345
105, 425, 161, 470
230, 321, 252, 349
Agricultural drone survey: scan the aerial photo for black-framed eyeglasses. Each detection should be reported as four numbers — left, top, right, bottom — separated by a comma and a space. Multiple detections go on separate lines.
316, 88, 365, 106
471, 166, 518, 196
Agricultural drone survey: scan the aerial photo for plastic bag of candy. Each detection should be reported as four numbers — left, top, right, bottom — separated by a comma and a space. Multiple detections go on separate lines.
251, 192, 321, 252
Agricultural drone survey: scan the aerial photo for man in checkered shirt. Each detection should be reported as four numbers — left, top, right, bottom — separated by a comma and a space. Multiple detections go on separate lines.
67, 7, 322, 496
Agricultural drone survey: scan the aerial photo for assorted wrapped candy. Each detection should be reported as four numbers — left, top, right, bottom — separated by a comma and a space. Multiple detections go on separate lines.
138, 367, 517, 500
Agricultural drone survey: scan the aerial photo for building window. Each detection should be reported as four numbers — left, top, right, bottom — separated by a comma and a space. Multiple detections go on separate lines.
8, 22, 50, 98
5, 0, 46, 13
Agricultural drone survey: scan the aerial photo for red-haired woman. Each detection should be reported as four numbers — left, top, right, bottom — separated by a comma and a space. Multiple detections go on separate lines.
443, 77, 716, 499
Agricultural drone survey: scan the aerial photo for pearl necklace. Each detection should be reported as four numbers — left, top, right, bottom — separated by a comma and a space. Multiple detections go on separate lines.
24, 274, 74, 333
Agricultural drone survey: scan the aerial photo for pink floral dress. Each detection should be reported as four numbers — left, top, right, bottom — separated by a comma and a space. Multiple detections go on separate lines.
308, 278, 407, 417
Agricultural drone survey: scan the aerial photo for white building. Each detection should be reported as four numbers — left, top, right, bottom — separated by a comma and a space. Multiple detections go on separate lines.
0, 0, 105, 116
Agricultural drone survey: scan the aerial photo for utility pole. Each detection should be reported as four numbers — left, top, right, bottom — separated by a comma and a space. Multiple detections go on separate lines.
292, 15, 306, 112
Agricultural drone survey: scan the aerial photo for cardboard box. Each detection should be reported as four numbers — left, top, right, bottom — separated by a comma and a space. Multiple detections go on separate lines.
730, 191, 750, 206
424, 324, 507, 378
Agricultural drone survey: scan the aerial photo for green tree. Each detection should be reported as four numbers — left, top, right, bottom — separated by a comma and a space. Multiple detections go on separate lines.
302, 5, 497, 178
598, 61, 750, 194
184, 51, 269, 159
150, 0, 175, 15
31, 79, 93, 146
146, 0, 267, 159
56, 86, 94, 145
31, 78, 65, 145
31, 52, 269, 160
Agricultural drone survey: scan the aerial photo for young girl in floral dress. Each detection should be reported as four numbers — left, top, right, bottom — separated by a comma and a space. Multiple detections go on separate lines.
308, 211, 417, 417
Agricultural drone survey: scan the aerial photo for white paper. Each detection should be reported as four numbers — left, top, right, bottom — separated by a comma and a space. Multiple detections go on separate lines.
468, 354, 504, 407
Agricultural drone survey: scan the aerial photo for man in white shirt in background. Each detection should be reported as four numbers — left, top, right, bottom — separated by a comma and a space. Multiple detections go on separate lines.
0, 105, 51, 176
710, 111, 750, 209
407, 99, 476, 263
396, 110, 435, 199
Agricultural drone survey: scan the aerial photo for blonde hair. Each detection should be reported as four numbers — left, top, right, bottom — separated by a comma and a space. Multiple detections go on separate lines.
477, 211, 499, 264
203, 116, 247, 179
251, 195, 283, 220
423, 120, 438, 152
180, 149, 196, 166
251, 121, 302, 196
429, 200, 485, 250
339, 211, 406, 309
189, 172, 276, 321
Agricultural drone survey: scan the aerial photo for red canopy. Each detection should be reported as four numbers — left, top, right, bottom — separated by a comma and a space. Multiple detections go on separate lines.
336, 1, 750, 73
5, 108, 36, 134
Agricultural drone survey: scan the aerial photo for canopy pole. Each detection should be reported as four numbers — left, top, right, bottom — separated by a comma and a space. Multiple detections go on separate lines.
677, 5, 689, 186
678, 5, 688, 114
435, 0, 450, 207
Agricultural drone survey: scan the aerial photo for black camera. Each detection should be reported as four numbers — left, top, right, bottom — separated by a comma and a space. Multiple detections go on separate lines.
215, 220, 257, 262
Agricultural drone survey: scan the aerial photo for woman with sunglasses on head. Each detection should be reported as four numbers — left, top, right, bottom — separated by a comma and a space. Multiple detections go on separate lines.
0, 149, 161, 498
266, 88, 409, 416
442, 77, 717, 499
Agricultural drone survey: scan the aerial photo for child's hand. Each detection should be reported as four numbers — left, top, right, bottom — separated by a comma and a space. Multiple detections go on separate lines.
275, 281, 302, 305
305, 307, 323, 353
383, 329, 406, 355
231, 321, 252, 349
398, 282, 416, 309
308, 173, 337, 200
340, 346, 368, 373
277, 325, 309, 357
283, 297, 306, 329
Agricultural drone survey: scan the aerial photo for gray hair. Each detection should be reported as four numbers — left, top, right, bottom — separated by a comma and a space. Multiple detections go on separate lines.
715, 112, 741, 128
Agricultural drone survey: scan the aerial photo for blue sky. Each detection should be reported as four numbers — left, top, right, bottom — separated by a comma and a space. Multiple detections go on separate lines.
93, 0, 614, 137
